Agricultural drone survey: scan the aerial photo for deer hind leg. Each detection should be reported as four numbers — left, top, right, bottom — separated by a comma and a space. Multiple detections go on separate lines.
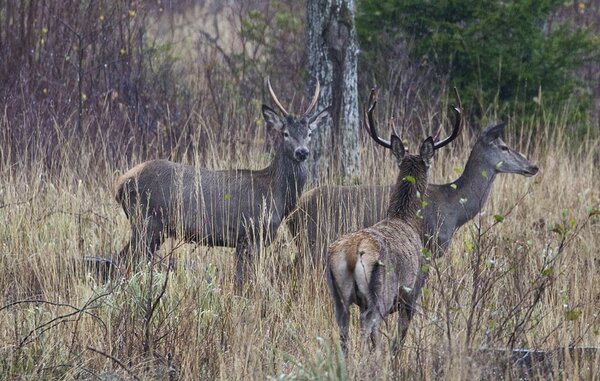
360, 307, 383, 351
327, 267, 350, 354
234, 237, 254, 293
392, 298, 415, 356
359, 261, 386, 351
336, 306, 350, 355
370, 323, 381, 349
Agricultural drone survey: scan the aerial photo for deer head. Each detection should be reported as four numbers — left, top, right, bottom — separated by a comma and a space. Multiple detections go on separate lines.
476, 121, 539, 176
363, 87, 462, 171
262, 79, 329, 163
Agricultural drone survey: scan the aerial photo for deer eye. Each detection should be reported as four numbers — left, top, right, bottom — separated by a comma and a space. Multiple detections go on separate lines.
283, 131, 290, 138
308, 131, 312, 138
500, 145, 509, 151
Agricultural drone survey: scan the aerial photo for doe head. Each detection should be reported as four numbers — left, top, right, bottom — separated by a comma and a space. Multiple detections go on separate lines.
477, 121, 539, 177
262, 79, 329, 163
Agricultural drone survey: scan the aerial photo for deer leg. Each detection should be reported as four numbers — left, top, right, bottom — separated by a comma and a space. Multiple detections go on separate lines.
360, 308, 383, 351
119, 215, 165, 272
337, 305, 350, 355
392, 302, 414, 356
370, 325, 381, 349
143, 215, 164, 256
234, 238, 252, 293
327, 268, 350, 354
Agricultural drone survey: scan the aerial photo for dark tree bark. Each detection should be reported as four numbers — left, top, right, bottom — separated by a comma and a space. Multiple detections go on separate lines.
307, 0, 360, 184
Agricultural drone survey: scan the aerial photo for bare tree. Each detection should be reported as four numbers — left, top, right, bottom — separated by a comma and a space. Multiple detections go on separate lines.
307, 0, 360, 183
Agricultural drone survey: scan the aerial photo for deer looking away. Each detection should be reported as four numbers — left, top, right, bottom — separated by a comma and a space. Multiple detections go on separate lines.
327, 90, 461, 354
288, 101, 539, 263
114, 79, 329, 289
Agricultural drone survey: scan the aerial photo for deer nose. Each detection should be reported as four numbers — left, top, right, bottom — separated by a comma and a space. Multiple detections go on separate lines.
295, 147, 309, 161
528, 165, 539, 175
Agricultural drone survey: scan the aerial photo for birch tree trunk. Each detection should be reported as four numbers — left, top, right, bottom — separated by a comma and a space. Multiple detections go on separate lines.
307, 0, 360, 184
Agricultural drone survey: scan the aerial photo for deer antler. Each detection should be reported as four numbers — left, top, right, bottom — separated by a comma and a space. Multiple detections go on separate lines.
267, 77, 289, 117
303, 79, 320, 117
363, 87, 393, 149
433, 87, 462, 150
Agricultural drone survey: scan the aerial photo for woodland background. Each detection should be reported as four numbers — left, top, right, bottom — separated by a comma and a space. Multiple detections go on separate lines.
0, 1, 599, 379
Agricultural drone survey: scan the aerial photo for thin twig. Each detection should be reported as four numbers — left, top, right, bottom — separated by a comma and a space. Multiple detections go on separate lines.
1, 297, 108, 334
0, 195, 35, 209
15, 290, 113, 348
86, 346, 141, 381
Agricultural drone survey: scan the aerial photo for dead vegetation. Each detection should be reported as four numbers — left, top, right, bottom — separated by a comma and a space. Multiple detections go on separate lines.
0, 1, 599, 380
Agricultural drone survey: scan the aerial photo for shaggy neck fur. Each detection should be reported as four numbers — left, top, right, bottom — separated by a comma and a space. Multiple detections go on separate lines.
265, 147, 308, 215
387, 157, 428, 221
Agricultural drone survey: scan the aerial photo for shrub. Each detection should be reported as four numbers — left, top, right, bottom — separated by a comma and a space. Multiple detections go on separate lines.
356, 0, 600, 123
0, 1, 189, 167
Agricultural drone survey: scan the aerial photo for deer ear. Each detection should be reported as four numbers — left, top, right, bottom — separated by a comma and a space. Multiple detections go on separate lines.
307, 107, 330, 131
390, 135, 405, 163
482, 121, 506, 143
420, 136, 434, 165
262, 105, 285, 131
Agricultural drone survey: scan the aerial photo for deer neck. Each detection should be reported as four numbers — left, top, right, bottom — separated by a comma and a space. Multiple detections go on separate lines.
267, 150, 307, 214
387, 169, 428, 221
450, 148, 497, 225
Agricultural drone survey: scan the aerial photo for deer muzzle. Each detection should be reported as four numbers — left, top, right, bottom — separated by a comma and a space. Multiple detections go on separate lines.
294, 147, 309, 162
523, 164, 539, 176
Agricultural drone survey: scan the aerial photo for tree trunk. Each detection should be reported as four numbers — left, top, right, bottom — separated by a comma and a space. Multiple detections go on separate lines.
307, 0, 360, 184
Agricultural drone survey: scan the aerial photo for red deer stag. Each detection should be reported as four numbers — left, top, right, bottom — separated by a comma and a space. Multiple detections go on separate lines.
114, 79, 329, 289
327, 89, 461, 354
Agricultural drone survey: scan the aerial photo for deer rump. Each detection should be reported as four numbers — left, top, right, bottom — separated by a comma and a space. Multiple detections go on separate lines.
328, 219, 422, 317
116, 159, 289, 249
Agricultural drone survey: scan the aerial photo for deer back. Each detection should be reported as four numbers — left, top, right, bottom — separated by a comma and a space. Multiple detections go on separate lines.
114, 79, 330, 249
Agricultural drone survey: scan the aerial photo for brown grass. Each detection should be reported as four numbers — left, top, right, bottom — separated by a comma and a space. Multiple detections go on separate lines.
0, 2, 599, 379
0, 104, 598, 380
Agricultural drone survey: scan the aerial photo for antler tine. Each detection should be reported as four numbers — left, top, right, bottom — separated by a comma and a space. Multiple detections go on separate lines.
364, 87, 392, 149
362, 108, 370, 135
433, 87, 462, 150
303, 79, 320, 116
362, 87, 376, 134
362, 88, 374, 133
431, 125, 441, 141
267, 77, 289, 117
390, 119, 400, 140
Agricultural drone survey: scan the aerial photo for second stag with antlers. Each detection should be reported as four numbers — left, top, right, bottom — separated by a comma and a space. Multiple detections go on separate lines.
327, 89, 461, 354
114, 79, 329, 290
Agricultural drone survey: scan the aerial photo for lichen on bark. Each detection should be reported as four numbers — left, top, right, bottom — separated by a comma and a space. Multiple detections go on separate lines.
307, 0, 360, 185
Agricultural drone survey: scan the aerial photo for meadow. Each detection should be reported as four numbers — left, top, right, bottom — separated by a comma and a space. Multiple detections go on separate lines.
0, 99, 598, 379
1, 1, 600, 379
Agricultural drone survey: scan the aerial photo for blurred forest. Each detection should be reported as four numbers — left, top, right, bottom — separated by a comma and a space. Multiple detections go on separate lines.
0, 0, 598, 175
358, 0, 600, 125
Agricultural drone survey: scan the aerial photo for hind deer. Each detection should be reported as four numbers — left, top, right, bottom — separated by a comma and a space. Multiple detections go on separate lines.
327, 89, 461, 354
114, 79, 329, 289
288, 105, 538, 263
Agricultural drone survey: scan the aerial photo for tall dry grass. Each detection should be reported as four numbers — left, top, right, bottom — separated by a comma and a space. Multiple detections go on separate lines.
0, 98, 598, 380
1, 2, 599, 379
